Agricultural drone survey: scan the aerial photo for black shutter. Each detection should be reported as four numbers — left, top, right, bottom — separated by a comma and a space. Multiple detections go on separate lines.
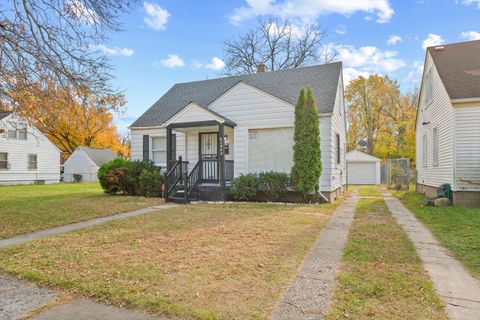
336, 134, 340, 164
143, 135, 149, 162
171, 134, 177, 162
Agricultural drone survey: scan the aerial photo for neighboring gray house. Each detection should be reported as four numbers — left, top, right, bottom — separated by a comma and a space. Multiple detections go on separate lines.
130, 62, 347, 202
63, 147, 116, 182
416, 40, 480, 207
0, 111, 61, 185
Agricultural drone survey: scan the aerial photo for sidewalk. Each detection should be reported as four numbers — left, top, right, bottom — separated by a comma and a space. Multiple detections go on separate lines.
383, 192, 480, 320
271, 191, 359, 320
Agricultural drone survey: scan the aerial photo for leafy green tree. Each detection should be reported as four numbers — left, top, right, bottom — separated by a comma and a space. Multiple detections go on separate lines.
291, 87, 322, 199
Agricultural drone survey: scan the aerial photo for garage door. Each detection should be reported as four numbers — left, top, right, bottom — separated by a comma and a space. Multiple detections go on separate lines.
348, 162, 377, 185
248, 127, 293, 173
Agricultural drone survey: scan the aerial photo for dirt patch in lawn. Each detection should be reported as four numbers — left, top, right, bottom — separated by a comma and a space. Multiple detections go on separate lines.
0, 201, 340, 319
325, 198, 448, 320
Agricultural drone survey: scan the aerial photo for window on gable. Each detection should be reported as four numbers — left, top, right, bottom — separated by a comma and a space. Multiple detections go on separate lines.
336, 134, 341, 164
424, 69, 433, 105
28, 154, 37, 170
422, 134, 427, 166
7, 128, 16, 139
432, 127, 439, 165
151, 136, 167, 164
18, 126, 27, 140
0, 152, 8, 169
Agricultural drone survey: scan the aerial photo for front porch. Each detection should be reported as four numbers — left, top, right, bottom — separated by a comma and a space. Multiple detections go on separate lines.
164, 120, 235, 203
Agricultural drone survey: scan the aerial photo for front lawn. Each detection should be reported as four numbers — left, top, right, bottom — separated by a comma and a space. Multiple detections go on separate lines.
393, 190, 480, 280
0, 183, 162, 239
325, 198, 447, 319
0, 202, 339, 319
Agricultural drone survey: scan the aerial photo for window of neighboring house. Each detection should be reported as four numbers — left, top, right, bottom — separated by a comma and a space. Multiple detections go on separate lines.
7, 128, 16, 139
28, 154, 37, 170
151, 136, 167, 164
18, 126, 27, 140
432, 127, 439, 165
424, 69, 433, 105
336, 133, 341, 164
422, 134, 428, 166
0, 152, 8, 169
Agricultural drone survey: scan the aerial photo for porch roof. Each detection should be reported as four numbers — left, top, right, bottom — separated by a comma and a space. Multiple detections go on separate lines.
164, 102, 236, 129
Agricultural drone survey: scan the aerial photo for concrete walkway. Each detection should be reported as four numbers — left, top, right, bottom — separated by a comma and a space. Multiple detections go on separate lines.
271, 191, 359, 320
383, 192, 480, 320
0, 204, 177, 248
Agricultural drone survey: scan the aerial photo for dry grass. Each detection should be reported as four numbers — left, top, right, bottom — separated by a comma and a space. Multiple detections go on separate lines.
358, 185, 382, 197
325, 198, 448, 320
0, 183, 163, 239
0, 201, 340, 319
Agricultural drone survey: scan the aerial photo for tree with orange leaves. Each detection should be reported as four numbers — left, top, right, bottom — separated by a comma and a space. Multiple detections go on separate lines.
8, 82, 129, 159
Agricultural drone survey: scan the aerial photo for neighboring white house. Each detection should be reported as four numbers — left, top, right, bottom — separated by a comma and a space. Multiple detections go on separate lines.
416, 40, 480, 207
63, 147, 116, 182
0, 111, 60, 185
346, 150, 381, 185
129, 62, 347, 202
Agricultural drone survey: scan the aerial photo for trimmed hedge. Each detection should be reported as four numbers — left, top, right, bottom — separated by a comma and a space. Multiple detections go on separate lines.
98, 159, 163, 197
230, 171, 289, 202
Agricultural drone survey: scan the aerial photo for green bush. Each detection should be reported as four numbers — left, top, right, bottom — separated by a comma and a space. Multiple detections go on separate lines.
258, 172, 289, 201
229, 174, 259, 201
98, 158, 131, 194
138, 169, 163, 197
98, 159, 163, 196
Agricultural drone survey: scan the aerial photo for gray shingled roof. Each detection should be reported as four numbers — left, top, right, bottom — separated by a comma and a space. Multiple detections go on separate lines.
131, 62, 342, 128
0, 111, 11, 121
79, 147, 116, 166
428, 40, 480, 100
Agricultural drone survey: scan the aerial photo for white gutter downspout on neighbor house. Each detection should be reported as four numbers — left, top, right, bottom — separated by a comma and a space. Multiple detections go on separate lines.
318, 190, 329, 203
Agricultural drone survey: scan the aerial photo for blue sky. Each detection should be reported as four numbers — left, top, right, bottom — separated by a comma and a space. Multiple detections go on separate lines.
104, 0, 480, 132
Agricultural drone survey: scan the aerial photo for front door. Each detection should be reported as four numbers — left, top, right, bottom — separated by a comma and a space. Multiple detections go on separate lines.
199, 132, 219, 182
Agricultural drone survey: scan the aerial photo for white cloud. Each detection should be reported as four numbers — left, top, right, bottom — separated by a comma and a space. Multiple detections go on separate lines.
323, 43, 406, 84
459, 0, 480, 9
144, 2, 170, 30
65, 0, 98, 24
387, 35, 402, 45
157, 54, 185, 68
404, 60, 424, 84
193, 57, 226, 71
335, 24, 347, 35
90, 45, 134, 57
422, 33, 444, 50
230, 0, 394, 25
461, 31, 480, 40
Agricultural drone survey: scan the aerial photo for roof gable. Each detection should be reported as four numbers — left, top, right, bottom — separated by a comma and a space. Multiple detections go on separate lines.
0, 111, 12, 121
131, 62, 342, 128
427, 40, 480, 100
78, 147, 116, 166
346, 150, 381, 162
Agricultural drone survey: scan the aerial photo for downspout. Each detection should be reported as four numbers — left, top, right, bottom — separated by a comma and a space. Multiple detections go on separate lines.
318, 189, 329, 203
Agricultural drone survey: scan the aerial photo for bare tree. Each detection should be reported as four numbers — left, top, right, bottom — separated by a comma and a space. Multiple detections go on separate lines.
0, 0, 138, 106
223, 16, 331, 75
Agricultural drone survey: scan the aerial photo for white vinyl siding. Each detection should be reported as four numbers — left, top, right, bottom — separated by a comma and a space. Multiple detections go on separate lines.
0, 114, 60, 185
329, 74, 347, 191
424, 69, 433, 105
63, 149, 97, 182
416, 52, 454, 188
422, 134, 427, 167
453, 105, 480, 191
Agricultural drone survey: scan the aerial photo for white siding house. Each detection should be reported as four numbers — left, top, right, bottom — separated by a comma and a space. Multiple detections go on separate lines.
63, 147, 116, 182
0, 112, 60, 185
416, 40, 480, 207
130, 63, 347, 202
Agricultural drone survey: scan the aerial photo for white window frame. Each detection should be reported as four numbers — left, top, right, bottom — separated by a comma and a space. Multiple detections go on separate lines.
151, 136, 167, 165
422, 134, 427, 167
0, 152, 8, 169
18, 126, 27, 140
28, 154, 38, 170
432, 127, 439, 166
424, 69, 433, 107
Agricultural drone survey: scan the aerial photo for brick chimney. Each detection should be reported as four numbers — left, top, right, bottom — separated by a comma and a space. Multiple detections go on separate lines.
256, 63, 268, 73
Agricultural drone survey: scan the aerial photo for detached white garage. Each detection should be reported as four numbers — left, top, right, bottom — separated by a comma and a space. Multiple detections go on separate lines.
346, 150, 381, 185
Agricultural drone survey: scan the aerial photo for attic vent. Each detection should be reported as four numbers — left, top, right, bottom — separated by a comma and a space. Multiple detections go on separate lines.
434, 46, 445, 51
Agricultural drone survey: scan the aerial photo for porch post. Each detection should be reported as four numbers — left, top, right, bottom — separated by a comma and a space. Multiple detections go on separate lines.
166, 127, 172, 172
219, 123, 226, 190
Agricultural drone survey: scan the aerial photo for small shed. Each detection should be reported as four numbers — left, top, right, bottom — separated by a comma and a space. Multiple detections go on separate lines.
346, 150, 381, 185
63, 147, 116, 182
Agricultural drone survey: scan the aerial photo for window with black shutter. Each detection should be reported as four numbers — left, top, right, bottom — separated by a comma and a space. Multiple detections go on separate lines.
336, 134, 340, 164
143, 135, 149, 161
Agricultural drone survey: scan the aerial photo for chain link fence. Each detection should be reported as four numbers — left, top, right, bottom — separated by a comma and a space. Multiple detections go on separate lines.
381, 158, 414, 190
